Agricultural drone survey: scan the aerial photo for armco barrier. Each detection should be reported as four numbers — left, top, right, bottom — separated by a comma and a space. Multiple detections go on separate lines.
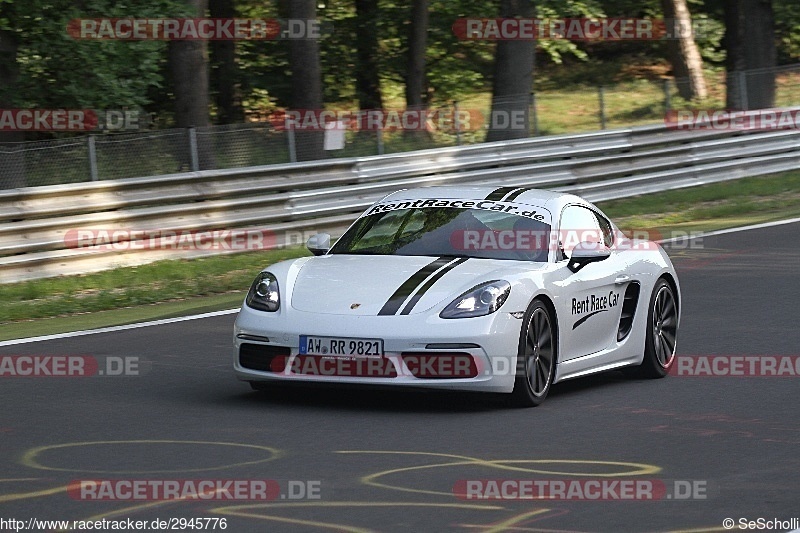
1, 114, 798, 282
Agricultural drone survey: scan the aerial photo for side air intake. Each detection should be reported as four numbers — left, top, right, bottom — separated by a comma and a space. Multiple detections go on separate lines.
617, 282, 641, 342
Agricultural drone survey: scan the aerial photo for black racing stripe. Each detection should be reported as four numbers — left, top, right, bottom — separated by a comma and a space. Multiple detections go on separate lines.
503, 187, 530, 202
572, 309, 608, 330
399, 257, 469, 315
378, 257, 453, 316
485, 186, 517, 201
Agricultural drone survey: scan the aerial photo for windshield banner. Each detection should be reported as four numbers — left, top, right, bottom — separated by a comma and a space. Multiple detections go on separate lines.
363, 198, 550, 223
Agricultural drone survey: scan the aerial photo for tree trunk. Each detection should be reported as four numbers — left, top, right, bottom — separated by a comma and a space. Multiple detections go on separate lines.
725, 0, 776, 110
355, 0, 383, 111
405, 0, 429, 139
209, 0, 241, 124
0, 28, 26, 188
168, 0, 215, 170
486, 0, 534, 143
288, 0, 325, 161
661, 0, 707, 101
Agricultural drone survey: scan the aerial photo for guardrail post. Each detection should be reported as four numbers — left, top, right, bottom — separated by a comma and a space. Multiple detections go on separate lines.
87, 135, 99, 181
287, 127, 297, 163
453, 101, 462, 146
663, 79, 672, 112
188, 127, 199, 171
738, 71, 749, 111
376, 126, 384, 155
530, 92, 539, 136
598, 86, 607, 130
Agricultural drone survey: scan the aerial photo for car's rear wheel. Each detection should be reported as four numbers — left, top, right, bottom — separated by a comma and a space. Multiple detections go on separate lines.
511, 300, 556, 407
625, 278, 678, 378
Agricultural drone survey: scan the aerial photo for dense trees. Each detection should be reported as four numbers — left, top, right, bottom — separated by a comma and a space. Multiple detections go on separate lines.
486, 0, 534, 142
725, 0, 777, 109
661, 0, 708, 100
0, 0, 794, 144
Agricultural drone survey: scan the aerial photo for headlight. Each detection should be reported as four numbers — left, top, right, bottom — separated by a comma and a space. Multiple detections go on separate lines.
440, 280, 510, 319
246, 272, 280, 312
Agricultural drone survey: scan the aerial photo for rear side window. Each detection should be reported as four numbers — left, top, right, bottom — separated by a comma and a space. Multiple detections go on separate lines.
595, 211, 614, 248
558, 205, 603, 257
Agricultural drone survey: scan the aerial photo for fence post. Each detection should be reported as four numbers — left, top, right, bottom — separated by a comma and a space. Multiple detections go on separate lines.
453, 101, 462, 146
188, 127, 199, 171
663, 79, 672, 112
287, 127, 297, 163
738, 71, 749, 111
530, 91, 539, 136
598, 86, 607, 130
87, 135, 99, 181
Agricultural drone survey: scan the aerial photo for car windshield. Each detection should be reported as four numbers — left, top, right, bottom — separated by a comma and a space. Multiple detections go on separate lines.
330, 206, 552, 262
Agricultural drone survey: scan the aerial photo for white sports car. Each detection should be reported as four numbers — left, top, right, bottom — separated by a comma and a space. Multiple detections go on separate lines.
233, 186, 680, 406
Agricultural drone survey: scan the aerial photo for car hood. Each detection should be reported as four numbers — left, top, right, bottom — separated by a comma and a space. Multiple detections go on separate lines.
290, 254, 539, 316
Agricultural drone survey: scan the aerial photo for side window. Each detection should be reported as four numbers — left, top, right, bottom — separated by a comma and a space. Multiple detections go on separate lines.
594, 211, 614, 248
558, 205, 602, 258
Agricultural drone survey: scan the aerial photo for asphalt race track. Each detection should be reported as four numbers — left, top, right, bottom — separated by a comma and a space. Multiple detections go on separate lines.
1, 221, 799, 533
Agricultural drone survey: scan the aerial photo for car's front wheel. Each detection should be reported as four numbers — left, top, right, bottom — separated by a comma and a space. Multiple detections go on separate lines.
625, 278, 678, 378
511, 300, 557, 407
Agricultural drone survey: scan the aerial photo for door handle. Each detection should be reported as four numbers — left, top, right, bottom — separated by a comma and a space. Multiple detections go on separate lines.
615, 275, 631, 285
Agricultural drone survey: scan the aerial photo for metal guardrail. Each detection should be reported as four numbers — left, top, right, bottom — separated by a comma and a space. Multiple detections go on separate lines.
1, 115, 799, 283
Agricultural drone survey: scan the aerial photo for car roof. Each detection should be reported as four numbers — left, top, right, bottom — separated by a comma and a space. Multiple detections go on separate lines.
381, 186, 584, 211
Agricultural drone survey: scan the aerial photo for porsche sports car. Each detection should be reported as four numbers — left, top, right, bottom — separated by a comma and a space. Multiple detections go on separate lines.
233, 186, 680, 406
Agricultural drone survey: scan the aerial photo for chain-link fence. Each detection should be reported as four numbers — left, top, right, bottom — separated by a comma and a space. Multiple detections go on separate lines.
1, 63, 798, 190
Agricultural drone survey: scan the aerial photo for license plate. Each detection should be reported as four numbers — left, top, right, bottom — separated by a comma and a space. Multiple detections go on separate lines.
299, 335, 384, 357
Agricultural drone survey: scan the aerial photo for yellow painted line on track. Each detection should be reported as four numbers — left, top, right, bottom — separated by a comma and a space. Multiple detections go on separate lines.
209, 509, 374, 533
20, 440, 282, 474
667, 526, 731, 533
212, 502, 509, 533
480, 508, 553, 533
460, 526, 590, 533
337, 451, 660, 497
0, 485, 67, 503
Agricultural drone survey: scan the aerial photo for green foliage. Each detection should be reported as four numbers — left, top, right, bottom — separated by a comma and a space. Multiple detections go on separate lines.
536, 0, 606, 64
1, 0, 797, 131
775, 0, 800, 62
1, 0, 185, 114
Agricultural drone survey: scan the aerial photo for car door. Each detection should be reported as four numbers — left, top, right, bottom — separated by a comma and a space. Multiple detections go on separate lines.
555, 204, 625, 360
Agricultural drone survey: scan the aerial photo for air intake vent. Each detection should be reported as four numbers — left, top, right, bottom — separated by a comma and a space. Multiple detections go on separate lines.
239, 343, 290, 372
617, 282, 641, 342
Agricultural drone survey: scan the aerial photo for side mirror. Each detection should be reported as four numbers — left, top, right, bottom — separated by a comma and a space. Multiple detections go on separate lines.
306, 233, 331, 256
567, 241, 610, 273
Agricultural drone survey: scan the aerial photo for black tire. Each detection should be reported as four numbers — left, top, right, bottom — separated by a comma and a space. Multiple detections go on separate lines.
510, 300, 557, 407
625, 278, 678, 379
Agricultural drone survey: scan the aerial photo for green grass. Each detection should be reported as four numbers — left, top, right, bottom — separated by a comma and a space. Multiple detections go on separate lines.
0, 247, 309, 325
2, 170, 799, 342
598, 171, 800, 226
0, 293, 245, 342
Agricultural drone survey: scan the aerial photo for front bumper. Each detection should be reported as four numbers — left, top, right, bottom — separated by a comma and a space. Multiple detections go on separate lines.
232, 303, 522, 393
